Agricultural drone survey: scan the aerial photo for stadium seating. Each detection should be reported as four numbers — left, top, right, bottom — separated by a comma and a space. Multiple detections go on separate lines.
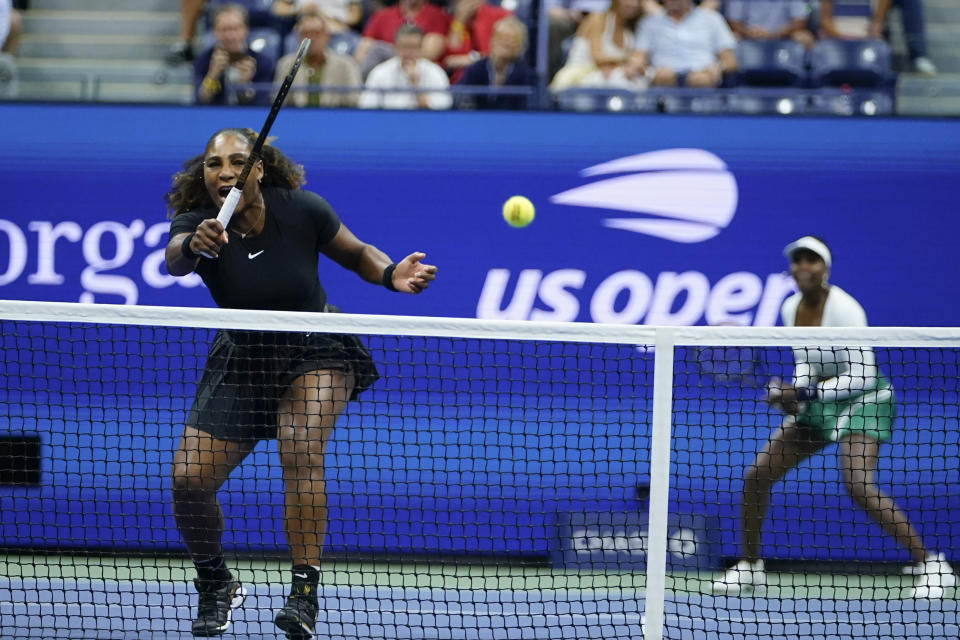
553, 34, 897, 115
283, 30, 361, 58
249, 28, 282, 67
658, 90, 728, 114
810, 38, 893, 87
735, 39, 807, 87
200, 27, 282, 69
554, 88, 653, 113
808, 89, 895, 115
726, 90, 812, 115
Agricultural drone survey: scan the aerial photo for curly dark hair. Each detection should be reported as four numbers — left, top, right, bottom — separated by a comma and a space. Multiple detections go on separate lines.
164, 128, 306, 218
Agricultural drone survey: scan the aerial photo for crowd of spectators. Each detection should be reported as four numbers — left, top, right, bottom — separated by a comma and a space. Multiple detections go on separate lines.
179, 0, 542, 109
166, 0, 938, 111
2, 0, 938, 111
549, 0, 936, 95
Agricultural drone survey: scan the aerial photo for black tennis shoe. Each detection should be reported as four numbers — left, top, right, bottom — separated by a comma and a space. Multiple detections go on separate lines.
274, 586, 319, 639
165, 41, 193, 66
191, 577, 246, 636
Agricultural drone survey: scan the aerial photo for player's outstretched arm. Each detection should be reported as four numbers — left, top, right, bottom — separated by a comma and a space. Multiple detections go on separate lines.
322, 225, 437, 294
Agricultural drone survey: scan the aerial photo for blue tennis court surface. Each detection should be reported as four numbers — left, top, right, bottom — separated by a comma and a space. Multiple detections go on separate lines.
1, 578, 957, 639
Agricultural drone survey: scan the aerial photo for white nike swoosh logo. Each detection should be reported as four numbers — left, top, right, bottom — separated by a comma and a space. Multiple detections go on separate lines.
294, 573, 308, 579
248, 250, 265, 259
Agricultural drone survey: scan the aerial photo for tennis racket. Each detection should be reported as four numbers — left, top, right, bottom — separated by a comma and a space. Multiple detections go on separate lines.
691, 345, 771, 388
201, 38, 310, 258
692, 345, 800, 413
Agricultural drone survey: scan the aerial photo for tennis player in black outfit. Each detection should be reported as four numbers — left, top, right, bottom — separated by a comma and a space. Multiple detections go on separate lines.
164, 127, 437, 638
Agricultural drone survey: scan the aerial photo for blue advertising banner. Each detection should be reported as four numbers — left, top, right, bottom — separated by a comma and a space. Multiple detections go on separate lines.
553, 506, 722, 571
1, 104, 958, 562
1, 104, 959, 324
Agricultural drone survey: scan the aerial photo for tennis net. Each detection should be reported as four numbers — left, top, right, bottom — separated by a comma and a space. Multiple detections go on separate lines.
0, 300, 957, 639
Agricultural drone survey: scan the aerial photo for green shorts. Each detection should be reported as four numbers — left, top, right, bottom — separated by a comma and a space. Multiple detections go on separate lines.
798, 377, 895, 443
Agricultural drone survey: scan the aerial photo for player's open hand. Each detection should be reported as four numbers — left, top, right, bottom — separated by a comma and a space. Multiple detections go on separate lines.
764, 376, 784, 408
392, 252, 437, 294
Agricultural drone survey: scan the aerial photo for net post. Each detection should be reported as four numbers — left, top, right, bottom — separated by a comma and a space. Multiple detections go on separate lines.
643, 328, 675, 640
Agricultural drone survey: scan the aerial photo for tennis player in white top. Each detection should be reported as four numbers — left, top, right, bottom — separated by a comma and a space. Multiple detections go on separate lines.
712, 236, 955, 599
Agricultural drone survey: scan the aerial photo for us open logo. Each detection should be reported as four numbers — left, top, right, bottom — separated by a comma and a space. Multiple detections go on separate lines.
549, 149, 739, 243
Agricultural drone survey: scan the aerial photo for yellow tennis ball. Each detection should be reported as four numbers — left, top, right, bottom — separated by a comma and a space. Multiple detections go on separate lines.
502, 195, 535, 228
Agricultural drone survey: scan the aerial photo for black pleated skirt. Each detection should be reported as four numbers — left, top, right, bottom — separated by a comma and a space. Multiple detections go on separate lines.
186, 325, 379, 442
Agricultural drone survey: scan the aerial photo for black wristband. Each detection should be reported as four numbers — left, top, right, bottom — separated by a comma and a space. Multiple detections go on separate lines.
181, 232, 199, 260
381, 263, 398, 292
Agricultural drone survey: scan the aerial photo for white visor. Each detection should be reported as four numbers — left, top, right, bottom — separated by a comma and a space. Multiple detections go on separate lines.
783, 236, 831, 269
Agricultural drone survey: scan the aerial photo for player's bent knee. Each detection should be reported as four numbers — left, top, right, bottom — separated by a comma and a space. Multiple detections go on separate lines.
278, 452, 326, 475
744, 463, 774, 487
170, 473, 198, 496
170, 468, 217, 496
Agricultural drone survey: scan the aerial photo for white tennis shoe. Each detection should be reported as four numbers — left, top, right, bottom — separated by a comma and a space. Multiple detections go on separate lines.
711, 559, 766, 595
910, 556, 956, 599
914, 56, 937, 76
903, 552, 946, 575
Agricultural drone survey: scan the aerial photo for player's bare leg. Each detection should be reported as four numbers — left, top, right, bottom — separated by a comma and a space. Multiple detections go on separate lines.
839, 433, 926, 562
275, 369, 354, 638
171, 428, 256, 635
838, 432, 955, 597
713, 418, 825, 594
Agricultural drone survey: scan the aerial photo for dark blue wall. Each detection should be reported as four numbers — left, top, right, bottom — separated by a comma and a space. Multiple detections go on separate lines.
1, 104, 958, 564
2, 104, 959, 324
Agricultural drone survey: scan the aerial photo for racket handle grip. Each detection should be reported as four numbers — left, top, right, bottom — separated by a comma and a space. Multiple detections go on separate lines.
198, 187, 241, 260
216, 187, 243, 228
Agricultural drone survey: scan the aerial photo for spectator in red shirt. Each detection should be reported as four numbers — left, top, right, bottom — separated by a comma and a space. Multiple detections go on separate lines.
354, 0, 450, 77
442, 0, 512, 82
